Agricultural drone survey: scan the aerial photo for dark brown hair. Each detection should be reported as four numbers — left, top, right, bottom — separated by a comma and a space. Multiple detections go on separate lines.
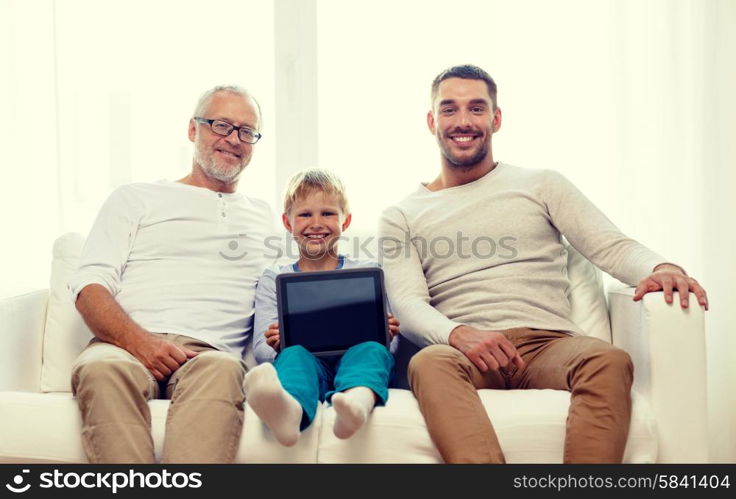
431, 65, 498, 110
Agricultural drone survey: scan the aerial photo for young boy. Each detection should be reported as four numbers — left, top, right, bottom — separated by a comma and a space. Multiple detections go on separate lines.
246, 168, 400, 446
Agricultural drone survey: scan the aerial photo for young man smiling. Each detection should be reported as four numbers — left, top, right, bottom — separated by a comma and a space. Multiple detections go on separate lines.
379, 65, 708, 463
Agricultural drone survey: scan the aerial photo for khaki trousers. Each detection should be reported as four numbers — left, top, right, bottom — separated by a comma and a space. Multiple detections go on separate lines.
408, 328, 633, 464
71, 333, 247, 464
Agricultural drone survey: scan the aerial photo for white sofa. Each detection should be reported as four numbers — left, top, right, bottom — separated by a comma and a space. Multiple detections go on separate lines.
0, 233, 709, 463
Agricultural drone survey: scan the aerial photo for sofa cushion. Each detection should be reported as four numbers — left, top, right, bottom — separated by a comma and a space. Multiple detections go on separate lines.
41, 233, 93, 392
564, 243, 611, 342
317, 389, 656, 463
0, 391, 320, 463
318, 389, 441, 463
0, 389, 656, 463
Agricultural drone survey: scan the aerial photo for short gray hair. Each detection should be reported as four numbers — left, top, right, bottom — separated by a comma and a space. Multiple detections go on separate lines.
193, 85, 262, 128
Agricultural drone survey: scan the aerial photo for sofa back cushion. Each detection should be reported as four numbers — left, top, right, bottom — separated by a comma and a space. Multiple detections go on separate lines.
42, 233, 93, 392
564, 243, 611, 341
41, 232, 611, 392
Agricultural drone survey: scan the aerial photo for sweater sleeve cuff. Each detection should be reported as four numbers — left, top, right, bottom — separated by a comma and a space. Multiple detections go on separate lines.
433, 318, 464, 345
626, 253, 669, 285
653, 262, 688, 275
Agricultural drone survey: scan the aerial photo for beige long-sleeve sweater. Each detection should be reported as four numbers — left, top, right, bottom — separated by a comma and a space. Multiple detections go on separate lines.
378, 163, 666, 347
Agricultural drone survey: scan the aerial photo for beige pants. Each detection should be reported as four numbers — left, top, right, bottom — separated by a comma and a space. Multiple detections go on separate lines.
408, 328, 633, 464
71, 333, 247, 464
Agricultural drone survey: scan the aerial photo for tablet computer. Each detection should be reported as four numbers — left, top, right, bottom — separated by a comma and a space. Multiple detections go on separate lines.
275, 267, 390, 357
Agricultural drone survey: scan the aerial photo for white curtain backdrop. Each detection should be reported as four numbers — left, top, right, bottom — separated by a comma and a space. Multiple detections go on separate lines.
1, 0, 734, 461
0, 0, 277, 296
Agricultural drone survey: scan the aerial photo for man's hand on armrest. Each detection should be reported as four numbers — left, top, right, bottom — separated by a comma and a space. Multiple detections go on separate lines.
75, 284, 198, 380
448, 325, 525, 373
633, 263, 709, 310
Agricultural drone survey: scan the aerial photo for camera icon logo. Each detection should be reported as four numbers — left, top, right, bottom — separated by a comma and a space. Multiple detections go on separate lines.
219, 234, 249, 261
5, 469, 31, 493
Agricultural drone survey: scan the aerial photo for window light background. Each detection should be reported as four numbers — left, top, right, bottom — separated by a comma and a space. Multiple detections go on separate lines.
1, 0, 733, 462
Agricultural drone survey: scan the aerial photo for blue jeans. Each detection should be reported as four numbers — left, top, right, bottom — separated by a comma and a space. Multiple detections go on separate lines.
273, 341, 394, 430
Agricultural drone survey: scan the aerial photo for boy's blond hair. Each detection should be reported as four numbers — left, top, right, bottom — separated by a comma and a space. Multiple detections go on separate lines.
283, 168, 350, 215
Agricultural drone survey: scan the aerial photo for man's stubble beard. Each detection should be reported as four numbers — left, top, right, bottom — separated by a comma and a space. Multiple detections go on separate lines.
438, 134, 490, 169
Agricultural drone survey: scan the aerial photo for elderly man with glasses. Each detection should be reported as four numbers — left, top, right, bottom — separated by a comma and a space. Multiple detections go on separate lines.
69, 86, 275, 463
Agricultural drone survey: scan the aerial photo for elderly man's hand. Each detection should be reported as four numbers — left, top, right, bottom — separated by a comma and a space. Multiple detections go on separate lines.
449, 325, 525, 373
129, 334, 198, 381
633, 263, 708, 310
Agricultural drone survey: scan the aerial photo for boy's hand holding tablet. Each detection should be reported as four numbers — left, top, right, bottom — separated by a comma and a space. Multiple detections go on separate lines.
264, 313, 400, 353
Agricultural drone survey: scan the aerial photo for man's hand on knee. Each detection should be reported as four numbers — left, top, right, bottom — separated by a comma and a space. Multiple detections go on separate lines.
129, 335, 198, 381
449, 325, 525, 373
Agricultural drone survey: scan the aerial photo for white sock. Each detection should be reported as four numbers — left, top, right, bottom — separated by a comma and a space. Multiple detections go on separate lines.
244, 363, 302, 447
332, 386, 376, 439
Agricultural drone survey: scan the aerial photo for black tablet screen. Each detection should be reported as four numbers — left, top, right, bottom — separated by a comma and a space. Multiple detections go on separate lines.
282, 275, 384, 352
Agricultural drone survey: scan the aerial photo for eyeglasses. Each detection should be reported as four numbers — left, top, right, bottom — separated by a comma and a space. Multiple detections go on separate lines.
193, 117, 262, 144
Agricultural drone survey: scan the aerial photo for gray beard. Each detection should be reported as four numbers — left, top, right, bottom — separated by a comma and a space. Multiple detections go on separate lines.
195, 148, 243, 184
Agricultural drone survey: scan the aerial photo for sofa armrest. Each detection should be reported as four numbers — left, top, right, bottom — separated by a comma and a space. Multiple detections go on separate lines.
608, 286, 708, 463
0, 289, 48, 392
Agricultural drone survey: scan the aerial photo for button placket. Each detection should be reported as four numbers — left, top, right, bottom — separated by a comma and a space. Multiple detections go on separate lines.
217, 193, 229, 231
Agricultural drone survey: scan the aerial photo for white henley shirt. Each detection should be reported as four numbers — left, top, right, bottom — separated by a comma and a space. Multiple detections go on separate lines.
68, 180, 279, 356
